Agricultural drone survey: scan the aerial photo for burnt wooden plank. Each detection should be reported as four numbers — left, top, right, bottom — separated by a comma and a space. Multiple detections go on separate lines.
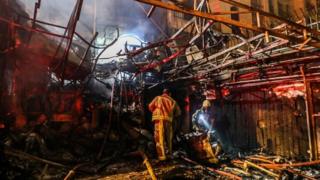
292, 109, 300, 158
256, 102, 262, 148
266, 100, 273, 153
283, 98, 294, 158
229, 103, 236, 146
281, 99, 287, 157
270, 101, 277, 155
268, 100, 274, 153
259, 102, 267, 149
288, 100, 295, 158
251, 102, 258, 148
249, 102, 255, 148
235, 102, 241, 148
275, 101, 281, 156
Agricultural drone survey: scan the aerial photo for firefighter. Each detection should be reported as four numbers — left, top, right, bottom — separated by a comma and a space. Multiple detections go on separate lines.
191, 100, 220, 163
192, 100, 213, 133
148, 89, 181, 161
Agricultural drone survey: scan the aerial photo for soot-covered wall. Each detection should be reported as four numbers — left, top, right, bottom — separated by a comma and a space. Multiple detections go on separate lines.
214, 90, 309, 159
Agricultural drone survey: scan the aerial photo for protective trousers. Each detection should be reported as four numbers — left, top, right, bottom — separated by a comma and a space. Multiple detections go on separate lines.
154, 120, 172, 161
202, 136, 219, 163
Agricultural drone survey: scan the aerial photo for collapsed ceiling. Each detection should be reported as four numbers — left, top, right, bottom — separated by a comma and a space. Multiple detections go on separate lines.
1, 0, 319, 93
1, 0, 320, 179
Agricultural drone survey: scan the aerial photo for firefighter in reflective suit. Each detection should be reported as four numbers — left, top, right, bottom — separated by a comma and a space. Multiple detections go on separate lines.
148, 89, 181, 161
192, 100, 213, 132
191, 100, 220, 163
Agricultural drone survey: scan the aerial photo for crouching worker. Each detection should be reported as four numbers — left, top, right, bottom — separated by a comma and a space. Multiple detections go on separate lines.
190, 100, 221, 164
149, 89, 181, 161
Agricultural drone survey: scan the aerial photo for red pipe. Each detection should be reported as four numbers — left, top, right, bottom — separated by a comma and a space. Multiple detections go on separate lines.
0, 16, 70, 39
135, 47, 186, 75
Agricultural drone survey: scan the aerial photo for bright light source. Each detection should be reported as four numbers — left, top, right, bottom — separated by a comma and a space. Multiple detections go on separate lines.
198, 113, 212, 131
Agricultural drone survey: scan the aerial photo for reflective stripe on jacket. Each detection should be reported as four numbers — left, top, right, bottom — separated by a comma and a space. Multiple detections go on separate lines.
148, 94, 181, 122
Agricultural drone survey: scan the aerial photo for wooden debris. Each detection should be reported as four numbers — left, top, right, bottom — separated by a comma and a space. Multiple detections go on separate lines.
247, 157, 274, 164
139, 151, 157, 180
4, 147, 68, 168
39, 164, 49, 180
64, 163, 90, 180
244, 160, 280, 178
223, 167, 251, 176
260, 160, 320, 169
181, 156, 242, 180
286, 168, 317, 180
124, 150, 157, 179
64, 170, 75, 180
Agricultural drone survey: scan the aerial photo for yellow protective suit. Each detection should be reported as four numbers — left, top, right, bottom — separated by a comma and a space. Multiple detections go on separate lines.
149, 93, 181, 160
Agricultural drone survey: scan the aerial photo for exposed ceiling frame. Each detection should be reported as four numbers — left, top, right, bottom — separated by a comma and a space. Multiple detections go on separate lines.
135, 0, 320, 48
132, 0, 320, 86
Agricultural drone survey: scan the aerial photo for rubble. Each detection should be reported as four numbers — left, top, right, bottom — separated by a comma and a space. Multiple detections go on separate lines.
1, 121, 320, 180
1, 0, 320, 179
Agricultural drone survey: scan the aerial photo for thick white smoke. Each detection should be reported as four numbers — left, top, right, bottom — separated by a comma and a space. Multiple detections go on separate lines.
17, 0, 167, 42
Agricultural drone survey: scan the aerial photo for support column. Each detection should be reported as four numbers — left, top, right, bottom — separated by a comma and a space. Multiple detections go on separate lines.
300, 66, 317, 160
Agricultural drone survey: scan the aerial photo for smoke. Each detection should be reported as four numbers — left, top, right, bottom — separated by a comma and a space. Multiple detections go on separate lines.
6, 0, 168, 106
87, 77, 114, 99
17, 0, 167, 42
17, 0, 76, 34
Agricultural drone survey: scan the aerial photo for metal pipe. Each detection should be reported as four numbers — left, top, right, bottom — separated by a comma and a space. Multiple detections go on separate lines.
68, 32, 98, 79
147, 6, 156, 18
137, 3, 168, 38
221, 78, 320, 89
200, 39, 289, 74
59, 0, 84, 85
135, 0, 320, 48
300, 66, 314, 161
97, 76, 116, 160
0, 16, 70, 39
90, 28, 119, 74
93, 0, 97, 34
231, 55, 320, 73
224, 72, 320, 86
27, 0, 41, 45
4, 9, 104, 49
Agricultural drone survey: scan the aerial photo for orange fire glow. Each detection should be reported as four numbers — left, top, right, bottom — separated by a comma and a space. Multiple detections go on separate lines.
273, 83, 305, 98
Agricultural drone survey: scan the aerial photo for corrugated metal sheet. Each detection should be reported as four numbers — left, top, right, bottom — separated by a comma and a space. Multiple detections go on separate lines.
214, 91, 309, 158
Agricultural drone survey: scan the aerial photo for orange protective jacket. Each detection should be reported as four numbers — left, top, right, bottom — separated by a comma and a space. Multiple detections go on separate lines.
148, 94, 181, 122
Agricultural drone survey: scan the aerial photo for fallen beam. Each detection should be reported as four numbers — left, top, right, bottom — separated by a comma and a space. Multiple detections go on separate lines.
4, 148, 68, 168
244, 160, 280, 178
126, 151, 157, 180
139, 151, 157, 180
181, 156, 242, 180
260, 160, 320, 169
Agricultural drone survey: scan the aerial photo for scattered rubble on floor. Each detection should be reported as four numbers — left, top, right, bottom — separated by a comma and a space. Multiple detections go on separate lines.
1, 122, 320, 180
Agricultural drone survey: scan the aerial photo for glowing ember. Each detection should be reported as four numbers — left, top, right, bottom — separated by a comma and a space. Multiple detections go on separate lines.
273, 83, 305, 98
204, 89, 216, 100
221, 87, 231, 97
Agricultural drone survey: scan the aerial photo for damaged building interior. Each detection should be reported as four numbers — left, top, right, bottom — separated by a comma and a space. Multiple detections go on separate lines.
1, 0, 320, 179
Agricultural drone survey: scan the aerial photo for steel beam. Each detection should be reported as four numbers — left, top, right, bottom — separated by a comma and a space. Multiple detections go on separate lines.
217, 0, 320, 37
135, 0, 320, 48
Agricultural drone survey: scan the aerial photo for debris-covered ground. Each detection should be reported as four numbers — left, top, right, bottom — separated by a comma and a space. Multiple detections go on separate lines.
1, 121, 320, 180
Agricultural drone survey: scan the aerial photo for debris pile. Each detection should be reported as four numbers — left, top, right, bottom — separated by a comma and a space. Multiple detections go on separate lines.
1, 120, 320, 180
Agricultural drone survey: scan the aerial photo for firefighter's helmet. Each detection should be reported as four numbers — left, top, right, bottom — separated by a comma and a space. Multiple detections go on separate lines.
202, 100, 211, 108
